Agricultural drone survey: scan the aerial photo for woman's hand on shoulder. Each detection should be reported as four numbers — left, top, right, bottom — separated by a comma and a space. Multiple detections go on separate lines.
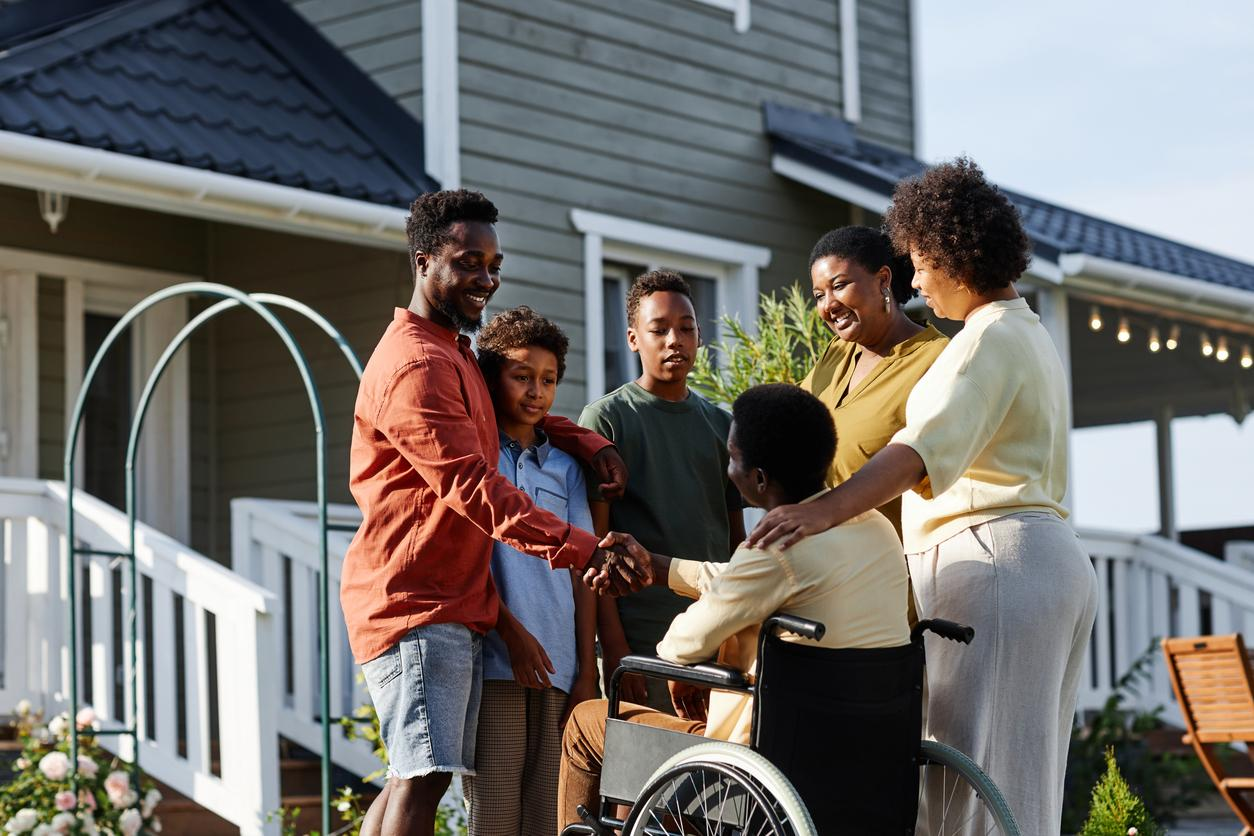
745, 498, 835, 550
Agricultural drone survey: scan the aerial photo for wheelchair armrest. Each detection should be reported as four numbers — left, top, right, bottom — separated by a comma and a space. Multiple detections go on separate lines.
616, 654, 750, 690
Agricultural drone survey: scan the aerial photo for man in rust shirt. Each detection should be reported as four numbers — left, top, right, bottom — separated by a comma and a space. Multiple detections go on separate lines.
343, 189, 638, 836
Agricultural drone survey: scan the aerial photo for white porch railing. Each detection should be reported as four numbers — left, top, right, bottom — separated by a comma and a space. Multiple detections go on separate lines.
0, 477, 281, 835
229, 498, 379, 781
1076, 527, 1254, 723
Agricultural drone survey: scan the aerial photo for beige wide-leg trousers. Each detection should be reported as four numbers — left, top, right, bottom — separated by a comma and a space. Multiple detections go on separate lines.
908, 511, 1098, 836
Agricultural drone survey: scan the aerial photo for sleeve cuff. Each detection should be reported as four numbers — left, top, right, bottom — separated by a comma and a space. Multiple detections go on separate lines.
888, 431, 939, 500
668, 559, 703, 598
552, 525, 601, 570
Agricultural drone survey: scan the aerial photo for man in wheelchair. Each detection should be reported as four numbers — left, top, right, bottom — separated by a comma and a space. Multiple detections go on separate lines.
560, 383, 912, 831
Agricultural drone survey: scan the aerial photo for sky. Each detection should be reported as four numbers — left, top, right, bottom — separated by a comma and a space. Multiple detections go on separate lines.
915, 0, 1254, 533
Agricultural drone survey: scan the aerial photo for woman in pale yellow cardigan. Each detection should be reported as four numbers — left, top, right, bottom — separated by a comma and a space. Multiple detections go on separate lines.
800, 226, 947, 538
749, 159, 1097, 836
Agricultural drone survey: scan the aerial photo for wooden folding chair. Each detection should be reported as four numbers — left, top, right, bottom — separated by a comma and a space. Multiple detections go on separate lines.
1163, 634, 1254, 834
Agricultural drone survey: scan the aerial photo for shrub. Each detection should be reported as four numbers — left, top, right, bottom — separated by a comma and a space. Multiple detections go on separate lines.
689, 284, 830, 407
1, 701, 162, 835
1080, 748, 1163, 836
1063, 643, 1213, 831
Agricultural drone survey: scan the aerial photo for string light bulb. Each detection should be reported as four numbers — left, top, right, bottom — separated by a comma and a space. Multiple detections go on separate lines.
1088, 306, 1103, 331
1242, 345, 1253, 369
1148, 327, 1161, 353
1216, 337, 1230, 362
1165, 325, 1179, 351
1202, 333, 1214, 357
1116, 317, 1131, 343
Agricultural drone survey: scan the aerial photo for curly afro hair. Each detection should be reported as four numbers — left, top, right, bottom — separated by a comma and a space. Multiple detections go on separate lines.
731, 384, 835, 503
626, 269, 692, 328
809, 226, 916, 305
884, 157, 1030, 293
406, 189, 499, 264
476, 306, 570, 385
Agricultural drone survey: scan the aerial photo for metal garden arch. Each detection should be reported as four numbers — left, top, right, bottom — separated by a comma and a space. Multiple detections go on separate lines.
64, 282, 364, 834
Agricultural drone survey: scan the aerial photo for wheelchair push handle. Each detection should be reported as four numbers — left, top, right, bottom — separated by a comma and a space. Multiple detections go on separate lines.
763, 614, 826, 641
912, 618, 975, 645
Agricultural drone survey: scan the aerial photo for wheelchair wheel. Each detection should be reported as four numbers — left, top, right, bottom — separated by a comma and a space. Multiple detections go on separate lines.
917, 740, 1020, 835
623, 741, 816, 836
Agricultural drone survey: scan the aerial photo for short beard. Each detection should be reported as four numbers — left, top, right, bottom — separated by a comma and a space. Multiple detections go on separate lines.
432, 295, 483, 333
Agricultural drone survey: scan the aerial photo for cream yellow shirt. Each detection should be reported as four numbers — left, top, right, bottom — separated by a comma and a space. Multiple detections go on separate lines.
655, 500, 910, 745
890, 298, 1069, 553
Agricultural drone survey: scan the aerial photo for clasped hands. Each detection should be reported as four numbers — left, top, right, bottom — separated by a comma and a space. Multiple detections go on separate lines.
581, 531, 657, 596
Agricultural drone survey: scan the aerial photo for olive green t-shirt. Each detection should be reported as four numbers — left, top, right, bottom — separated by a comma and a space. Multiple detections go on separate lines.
578, 382, 736, 654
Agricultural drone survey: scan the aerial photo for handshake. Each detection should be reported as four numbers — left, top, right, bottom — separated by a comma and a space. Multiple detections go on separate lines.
581, 532, 665, 597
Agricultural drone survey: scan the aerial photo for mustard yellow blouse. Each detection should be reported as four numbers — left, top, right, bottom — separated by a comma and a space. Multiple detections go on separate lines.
800, 323, 949, 536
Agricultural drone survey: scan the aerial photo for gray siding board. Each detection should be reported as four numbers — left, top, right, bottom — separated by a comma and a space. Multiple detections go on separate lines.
459, 71, 766, 162
462, 3, 838, 112
460, 113, 792, 200
858, 0, 914, 151
756, 0, 841, 25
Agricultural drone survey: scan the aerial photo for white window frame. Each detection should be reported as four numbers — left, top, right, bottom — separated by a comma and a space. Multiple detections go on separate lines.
570, 209, 771, 400
0, 246, 193, 541
687, 0, 751, 33
840, 0, 861, 124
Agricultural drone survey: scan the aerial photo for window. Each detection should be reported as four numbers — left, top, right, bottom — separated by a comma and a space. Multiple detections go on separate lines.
571, 210, 771, 400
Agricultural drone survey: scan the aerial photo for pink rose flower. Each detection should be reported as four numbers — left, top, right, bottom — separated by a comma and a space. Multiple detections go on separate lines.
118, 808, 142, 836
38, 751, 70, 781
75, 707, 97, 729
78, 790, 97, 811
76, 755, 99, 779
54, 790, 76, 811
104, 770, 135, 807
49, 812, 75, 834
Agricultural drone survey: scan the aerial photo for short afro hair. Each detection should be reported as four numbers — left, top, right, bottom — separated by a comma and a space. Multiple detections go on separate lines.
406, 189, 499, 263
885, 157, 1030, 294
476, 306, 570, 385
731, 384, 835, 503
626, 269, 692, 328
809, 226, 916, 305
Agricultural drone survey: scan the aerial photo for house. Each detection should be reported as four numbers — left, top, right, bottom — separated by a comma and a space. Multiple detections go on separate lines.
0, 0, 1251, 832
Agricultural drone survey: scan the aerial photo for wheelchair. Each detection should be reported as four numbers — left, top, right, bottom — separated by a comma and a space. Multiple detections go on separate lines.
563, 615, 1020, 835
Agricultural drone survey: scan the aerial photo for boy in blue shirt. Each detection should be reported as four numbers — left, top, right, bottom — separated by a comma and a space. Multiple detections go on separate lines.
463, 306, 598, 836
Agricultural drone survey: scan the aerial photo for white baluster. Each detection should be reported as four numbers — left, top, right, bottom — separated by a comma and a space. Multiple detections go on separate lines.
1093, 554, 1113, 693
1178, 583, 1201, 638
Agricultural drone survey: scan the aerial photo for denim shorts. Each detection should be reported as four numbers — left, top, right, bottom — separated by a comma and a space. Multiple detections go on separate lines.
360, 622, 483, 779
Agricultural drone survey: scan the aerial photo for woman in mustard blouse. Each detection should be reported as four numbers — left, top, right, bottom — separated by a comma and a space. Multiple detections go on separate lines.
801, 226, 947, 536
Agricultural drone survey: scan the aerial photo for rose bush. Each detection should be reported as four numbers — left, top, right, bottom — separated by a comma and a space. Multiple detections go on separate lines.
2, 701, 162, 835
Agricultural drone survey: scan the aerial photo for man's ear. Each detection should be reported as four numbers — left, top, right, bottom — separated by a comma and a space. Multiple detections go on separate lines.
626, 326, 640, 354
414, 251, 429, 281
755, 468, 769, 495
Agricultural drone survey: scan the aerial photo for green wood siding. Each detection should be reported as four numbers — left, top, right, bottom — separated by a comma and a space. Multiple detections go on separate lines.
37, 277, 65, 481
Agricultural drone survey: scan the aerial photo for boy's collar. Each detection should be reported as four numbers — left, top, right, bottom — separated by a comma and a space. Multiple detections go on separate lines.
499, 427, 551, 465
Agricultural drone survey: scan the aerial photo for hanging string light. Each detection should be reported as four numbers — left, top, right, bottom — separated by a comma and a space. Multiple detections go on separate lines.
1165, 325, 1180, 351
1088, 306, 1103, 331
1201, 332, 1214, 357
1216, 337, 1230, 362
1116, 317, 1131, 343
1242, 345, 1253, 369
1148, 327, 1161, 353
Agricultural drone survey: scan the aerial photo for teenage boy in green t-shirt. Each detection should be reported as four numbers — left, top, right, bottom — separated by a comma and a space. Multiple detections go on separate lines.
578, 269, 744, 713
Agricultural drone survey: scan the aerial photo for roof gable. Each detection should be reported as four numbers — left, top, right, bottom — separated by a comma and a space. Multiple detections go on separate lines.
764, 102, 1254, 295
0, 0, 436, 207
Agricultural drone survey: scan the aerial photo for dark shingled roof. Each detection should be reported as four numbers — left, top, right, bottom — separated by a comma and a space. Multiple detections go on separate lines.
0, 0, 436, 208
764, 102, 1254, 295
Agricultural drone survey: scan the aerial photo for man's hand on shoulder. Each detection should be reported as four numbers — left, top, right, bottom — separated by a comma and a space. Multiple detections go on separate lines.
590, 446, 628, 501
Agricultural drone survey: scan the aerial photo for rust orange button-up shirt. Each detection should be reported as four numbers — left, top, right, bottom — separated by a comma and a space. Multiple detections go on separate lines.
342, 309, 607, 664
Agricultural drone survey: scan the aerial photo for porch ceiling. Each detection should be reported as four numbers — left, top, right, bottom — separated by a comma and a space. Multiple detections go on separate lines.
1066, 295, 1252, 428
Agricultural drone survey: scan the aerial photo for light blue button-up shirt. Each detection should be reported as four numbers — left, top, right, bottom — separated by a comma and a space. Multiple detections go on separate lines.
482, 431, 594, 693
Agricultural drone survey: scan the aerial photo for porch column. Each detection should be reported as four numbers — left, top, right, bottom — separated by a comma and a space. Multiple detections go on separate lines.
0, 270, 39, 478
1156, 404, 1177, 540
1034, 285, 1075, 514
